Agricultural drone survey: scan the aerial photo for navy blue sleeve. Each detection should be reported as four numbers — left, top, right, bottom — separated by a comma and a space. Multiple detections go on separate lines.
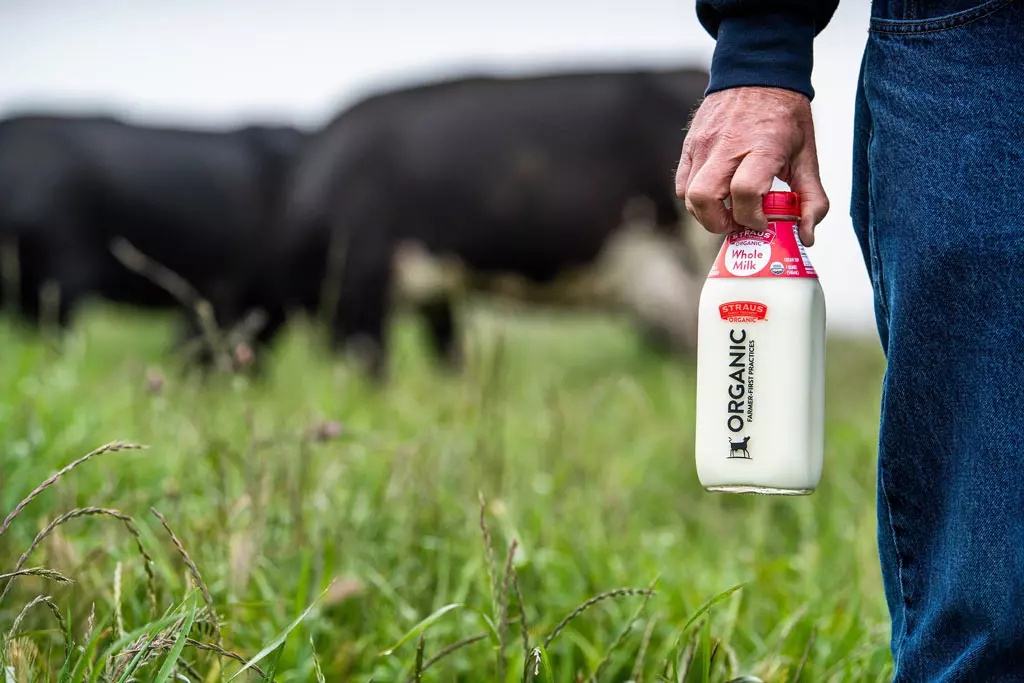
695, 1, 840, 101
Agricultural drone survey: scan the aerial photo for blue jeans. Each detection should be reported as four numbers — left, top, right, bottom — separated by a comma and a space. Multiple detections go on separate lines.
851, 1, 1024, 679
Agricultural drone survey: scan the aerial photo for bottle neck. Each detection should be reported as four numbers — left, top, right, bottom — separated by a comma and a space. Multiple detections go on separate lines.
764, 214, 800, 221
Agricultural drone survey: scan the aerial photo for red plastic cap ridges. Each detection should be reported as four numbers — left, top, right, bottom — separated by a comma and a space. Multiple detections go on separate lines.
762, 191, 801, 218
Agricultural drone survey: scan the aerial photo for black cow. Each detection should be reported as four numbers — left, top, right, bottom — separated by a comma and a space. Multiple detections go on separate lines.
0, 113, 308, 362
277, 66, 717, 379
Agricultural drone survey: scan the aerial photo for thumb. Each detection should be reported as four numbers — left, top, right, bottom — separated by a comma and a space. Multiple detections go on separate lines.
789, 152, 829, 248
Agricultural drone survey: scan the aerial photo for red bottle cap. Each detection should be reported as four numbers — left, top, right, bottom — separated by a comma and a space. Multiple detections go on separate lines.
762, 191, 801, 218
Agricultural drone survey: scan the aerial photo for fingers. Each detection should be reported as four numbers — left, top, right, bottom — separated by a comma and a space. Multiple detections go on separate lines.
790, 150, 829, 247
729, 152, 787, 231
673, 87, 826, 242
676, 114, 713, 211
674, 147, 692, 200
686, 151, 744, 235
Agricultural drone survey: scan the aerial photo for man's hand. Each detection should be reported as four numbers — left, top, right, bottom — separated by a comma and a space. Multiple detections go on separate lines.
675, 87, 828, 247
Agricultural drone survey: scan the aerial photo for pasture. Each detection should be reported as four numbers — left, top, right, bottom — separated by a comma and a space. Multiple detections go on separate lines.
0, 303, 892, 681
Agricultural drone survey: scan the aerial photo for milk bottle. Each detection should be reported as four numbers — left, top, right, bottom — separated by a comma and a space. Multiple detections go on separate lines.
694, 191, 826, 495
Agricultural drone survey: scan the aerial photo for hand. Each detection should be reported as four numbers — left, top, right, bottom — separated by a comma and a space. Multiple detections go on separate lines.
675, 87, 829, 247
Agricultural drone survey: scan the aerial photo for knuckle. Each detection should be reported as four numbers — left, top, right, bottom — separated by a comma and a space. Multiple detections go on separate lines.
687, 184, 715, 207
729, 176, 762, 199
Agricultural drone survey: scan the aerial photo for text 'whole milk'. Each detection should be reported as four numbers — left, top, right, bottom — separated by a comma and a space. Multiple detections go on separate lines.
694, 190, 826, 495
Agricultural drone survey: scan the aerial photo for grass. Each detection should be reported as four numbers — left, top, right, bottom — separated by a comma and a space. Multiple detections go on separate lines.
0, 300, 893, 681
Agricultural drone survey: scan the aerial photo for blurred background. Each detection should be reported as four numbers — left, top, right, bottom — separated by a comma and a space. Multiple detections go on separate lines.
0, 0, 875, 336
0, 4, 896, 680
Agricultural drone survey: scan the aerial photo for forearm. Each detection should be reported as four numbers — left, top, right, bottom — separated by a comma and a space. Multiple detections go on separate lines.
696, 1, 840, 100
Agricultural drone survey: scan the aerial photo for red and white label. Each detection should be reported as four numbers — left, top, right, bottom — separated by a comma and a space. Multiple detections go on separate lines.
719, 301, 768, 323
707, 221, 818, 279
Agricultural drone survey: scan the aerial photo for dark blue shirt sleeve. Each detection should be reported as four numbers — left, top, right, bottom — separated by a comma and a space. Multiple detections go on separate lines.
696, 1, 840, 101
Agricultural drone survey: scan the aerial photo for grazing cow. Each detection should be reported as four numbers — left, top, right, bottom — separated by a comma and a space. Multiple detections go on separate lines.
277, 66, 719, 378
0, 113, 308, 360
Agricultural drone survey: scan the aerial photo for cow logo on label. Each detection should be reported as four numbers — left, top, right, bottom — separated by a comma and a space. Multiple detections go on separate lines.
728, 436, 751, 459
719, 301, 768, 323
724, 228, 775, 277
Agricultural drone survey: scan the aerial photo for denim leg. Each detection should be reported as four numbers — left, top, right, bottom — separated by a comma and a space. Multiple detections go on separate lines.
853, 2, 1024, 680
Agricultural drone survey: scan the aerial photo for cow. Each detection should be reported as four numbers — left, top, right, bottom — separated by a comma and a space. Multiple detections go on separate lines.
276, 66, 720, 379
0, 113, 308, 364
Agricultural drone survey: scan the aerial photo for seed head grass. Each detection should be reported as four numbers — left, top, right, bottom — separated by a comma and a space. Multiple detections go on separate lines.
511, 564, 531, 667
591, 576, 657, 681
0, 506, 157, 613
150, 507, 220, 645
406, 632, 489, 682
631, 616, 658, 682
0, 568, 73, 585
0, 307, 893, 681
498, 537, 518, 681
542, 587, 655, 650
6, 594, 67, 644
0, 442, 144, 539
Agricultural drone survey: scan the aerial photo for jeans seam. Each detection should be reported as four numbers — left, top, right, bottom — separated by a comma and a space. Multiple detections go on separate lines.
869, 0, 1017, 34
863, 45, 907, 666
878, 454, 910, 672
865, 121, 891, 322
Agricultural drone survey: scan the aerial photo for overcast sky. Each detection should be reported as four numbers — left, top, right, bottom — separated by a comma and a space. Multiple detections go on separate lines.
0, 0, 876, 334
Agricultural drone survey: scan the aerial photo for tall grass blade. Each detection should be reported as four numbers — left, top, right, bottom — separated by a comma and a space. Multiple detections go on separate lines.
630, 617, 658, 683
380, 603, 463, 656
310, 637, 326, 683
261, 643, 286, 683
152, 593, 199, 683
464, 606, 501, 648
793, 628, 816, 683
681, 585, 743, 634
114, 628, 164, 683
61, 612, 111, 683
701, 617, 711, 683
412, 635, 425, 682
86, 612, 181, 683
226, 580, 333, 681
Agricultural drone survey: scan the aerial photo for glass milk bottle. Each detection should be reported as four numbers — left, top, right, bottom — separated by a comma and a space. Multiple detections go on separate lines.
694, 191, 826, 495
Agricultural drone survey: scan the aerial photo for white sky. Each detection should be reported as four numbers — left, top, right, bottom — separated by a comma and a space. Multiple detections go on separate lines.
0, 0, 876, 334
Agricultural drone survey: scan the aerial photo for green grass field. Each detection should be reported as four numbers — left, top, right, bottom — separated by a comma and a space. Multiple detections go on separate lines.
0, 303, 892, 682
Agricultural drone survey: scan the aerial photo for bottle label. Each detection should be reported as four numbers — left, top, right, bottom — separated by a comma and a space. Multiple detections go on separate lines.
707, 221, 817, 279
719, 301, 768, 323
723, 326, 756, 458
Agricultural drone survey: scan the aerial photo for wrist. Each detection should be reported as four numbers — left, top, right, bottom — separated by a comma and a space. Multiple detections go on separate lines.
705, 11, 817, 100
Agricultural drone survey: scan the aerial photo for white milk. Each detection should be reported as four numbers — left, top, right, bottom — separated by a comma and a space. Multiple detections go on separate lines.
694, 191, 826, 495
